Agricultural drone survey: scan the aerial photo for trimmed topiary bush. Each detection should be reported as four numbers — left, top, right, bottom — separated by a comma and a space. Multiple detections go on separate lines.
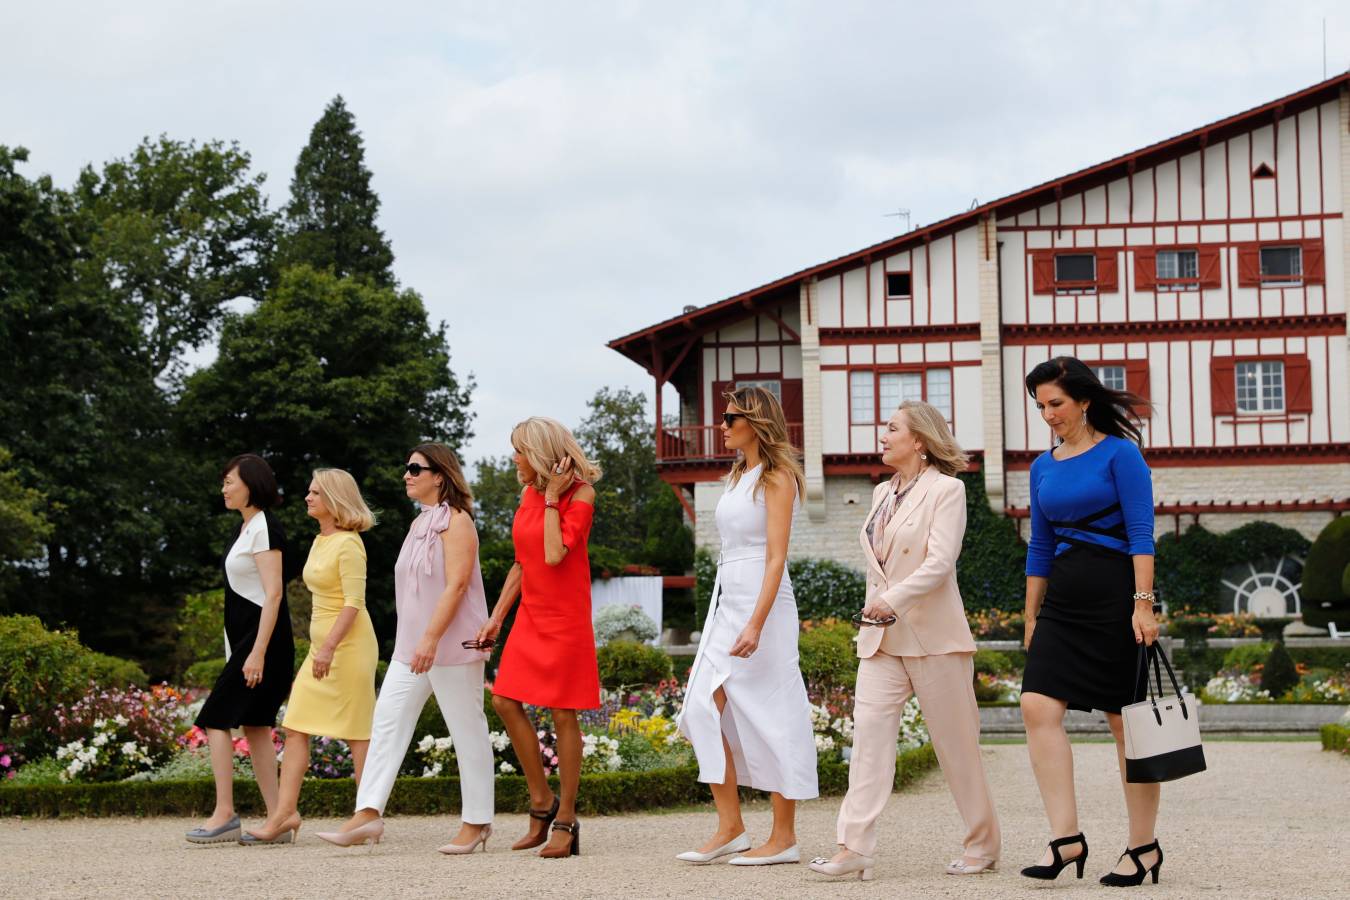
596, 640, 673, 689
973, 649, 1017, 677
1156, 522, 1309, 613
956, 473, 1028, 613
1261, 641, 1299, 699
1222, 642, 1274, 673
182, 657, 226, 690
789, 558, 866, 621
1302, 517, 1350, 630
798, 619, 857, 693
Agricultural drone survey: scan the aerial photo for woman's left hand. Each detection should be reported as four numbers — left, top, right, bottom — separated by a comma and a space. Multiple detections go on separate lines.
1132, 604, 1160, 646
544, 457, 574, 500
410, 635, 438, 674
312, 644, 335, 680
728, 624, 761, 659
242, 651, 265, 688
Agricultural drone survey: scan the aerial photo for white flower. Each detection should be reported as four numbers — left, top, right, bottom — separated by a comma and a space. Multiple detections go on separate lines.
91, 733, 109, 748
498, 761, 516, 775
120, 742, 138, 758
815, 733, 836, 753
489, 731, 511, 752
416, 735, 435, 753
93, 718, 108, 730
113, 714, 129, 727
434, 736, 454, 752
421, 762, 443, 778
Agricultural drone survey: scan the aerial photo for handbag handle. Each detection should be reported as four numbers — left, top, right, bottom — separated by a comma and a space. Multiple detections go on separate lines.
1134, 643, 1190, 720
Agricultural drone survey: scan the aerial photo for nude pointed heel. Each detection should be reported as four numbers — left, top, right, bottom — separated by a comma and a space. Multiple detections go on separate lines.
315, 819, 383, 848
438, 824, 491, 855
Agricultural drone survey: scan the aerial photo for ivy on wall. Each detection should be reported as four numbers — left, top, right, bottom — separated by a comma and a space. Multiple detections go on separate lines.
1155, 521, 1310, 613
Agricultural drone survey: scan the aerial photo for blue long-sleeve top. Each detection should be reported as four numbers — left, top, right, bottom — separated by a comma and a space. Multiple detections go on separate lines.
1026, 435, 1155, 577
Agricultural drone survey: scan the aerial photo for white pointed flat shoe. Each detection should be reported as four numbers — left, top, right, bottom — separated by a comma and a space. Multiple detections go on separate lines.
946, 857, 997, 875
676, 832, 751, 864
728, 844, 800, 866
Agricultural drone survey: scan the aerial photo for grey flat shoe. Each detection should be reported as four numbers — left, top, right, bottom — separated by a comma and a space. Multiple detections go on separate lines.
186, 816, 241, 844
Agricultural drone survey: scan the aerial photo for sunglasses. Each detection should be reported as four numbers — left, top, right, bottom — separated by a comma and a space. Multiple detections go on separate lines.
405, 462, 436, 477
722, 412, 744, 427
461, 638, 495, 650
851, 611, 898, 628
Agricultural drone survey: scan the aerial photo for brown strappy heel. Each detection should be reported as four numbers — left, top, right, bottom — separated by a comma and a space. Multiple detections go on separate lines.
512, 795, 559, 850
538, 819, 580, 858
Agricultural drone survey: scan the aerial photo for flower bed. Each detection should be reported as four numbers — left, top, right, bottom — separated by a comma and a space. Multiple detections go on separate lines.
1321, 723, 1349, 756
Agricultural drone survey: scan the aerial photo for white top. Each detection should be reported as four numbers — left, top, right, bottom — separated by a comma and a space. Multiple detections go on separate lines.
225, 512, 280, 607
714, 464, 800, 557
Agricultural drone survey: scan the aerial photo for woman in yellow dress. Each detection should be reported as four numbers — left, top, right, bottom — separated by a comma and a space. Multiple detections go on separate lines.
243, 468, 379, 844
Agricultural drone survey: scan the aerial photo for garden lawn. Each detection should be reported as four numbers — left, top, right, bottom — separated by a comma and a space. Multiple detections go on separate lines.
2, 741, 1345, 899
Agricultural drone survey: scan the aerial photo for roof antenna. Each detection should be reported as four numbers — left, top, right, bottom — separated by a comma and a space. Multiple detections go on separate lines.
883, 208, 911, 232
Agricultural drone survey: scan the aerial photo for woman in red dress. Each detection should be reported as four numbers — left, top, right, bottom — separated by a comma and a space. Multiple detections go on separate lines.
476, 416, 601, 859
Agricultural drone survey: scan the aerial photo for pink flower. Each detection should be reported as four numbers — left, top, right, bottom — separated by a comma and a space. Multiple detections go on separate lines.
0, 755, 10, 767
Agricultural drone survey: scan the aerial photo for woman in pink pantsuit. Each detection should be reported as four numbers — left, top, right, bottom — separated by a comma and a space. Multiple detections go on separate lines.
809, 401, 1000, 882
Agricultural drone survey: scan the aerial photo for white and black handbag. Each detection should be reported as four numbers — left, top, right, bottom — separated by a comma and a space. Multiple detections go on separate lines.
1122, 643, 1207, 783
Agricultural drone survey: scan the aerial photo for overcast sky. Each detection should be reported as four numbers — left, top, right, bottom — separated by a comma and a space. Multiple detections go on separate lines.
7, 1, 1349, 467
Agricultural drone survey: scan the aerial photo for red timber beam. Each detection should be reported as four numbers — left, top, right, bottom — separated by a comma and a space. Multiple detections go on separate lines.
1005, 443, 1350, 469
1000, 313, 1346, 345
819, 322, 981, 343
1006, 498, 1350, 518
668, 482, 696, 524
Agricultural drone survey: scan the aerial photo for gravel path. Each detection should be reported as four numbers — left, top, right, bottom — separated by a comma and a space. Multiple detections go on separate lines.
3, 741, 1345, 899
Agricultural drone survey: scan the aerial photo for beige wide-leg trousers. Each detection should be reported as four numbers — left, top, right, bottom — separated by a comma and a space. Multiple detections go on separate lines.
836, 651, 1000, 861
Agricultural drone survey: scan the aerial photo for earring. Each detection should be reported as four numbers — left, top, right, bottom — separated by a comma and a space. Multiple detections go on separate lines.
920, 452, 928, 460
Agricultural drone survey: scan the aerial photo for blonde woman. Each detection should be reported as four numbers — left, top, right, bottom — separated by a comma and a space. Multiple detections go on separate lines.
474, 417, 600, 859
243, 469, 378, 845
317, 444, 495, 852
675, 386, 817, 867
809, 401, 999, 882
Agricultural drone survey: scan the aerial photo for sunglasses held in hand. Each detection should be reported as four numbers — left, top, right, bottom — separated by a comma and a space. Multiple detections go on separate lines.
851, 611, 898, 627
461, 638, 495, 650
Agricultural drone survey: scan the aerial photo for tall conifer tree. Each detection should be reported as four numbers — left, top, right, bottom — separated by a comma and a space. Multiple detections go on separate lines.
277, 96, 395, 285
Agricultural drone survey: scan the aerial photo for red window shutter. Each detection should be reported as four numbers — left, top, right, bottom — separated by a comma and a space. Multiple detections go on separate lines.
1301, 239, 1325, 284
1284, 356, 1313, 414
1124, 359, 1153, 418
1210, 358, 1237, 416
1236, 246, 1261, 287
1031, 250, 1055, 295
1133, 248, 1157, 291
1095, 249, 1119, 293
1197, 246, 1223, 289
780, 378, 804, 424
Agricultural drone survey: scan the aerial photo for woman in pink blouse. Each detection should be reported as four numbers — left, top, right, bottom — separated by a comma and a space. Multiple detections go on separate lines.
316, 444, 495, 852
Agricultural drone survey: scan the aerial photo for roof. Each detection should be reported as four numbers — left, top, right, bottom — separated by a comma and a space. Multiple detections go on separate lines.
608, 71, 1350, 372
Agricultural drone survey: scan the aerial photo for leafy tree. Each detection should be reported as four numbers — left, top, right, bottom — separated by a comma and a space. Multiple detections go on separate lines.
177, 265, 475, 644
472, 455, 523, 545
0, 448, 52, 571
574, 387, 692, 574
73, 136, 275, 376
1302, 517, 1350, 629
275, 96, 394, 285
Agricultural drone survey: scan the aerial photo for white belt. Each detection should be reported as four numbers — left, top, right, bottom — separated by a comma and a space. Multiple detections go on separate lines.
718, 547, 766, 566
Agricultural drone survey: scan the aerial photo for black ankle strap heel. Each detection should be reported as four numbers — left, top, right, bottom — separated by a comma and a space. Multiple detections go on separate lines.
1020, 832, 1088, 880
1099, 840, 1163, 887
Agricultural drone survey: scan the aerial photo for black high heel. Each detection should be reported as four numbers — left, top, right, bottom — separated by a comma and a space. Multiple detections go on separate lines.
539, 819, 580, 858
1099, 840, 1163, 886
512, 795, 559, 850
1020, 833, 1088, 880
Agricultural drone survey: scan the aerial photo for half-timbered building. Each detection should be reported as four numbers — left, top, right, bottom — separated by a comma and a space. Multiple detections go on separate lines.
608, 75, 1350, 584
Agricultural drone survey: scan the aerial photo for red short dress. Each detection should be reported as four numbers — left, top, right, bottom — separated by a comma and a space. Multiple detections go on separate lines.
492, 481, 600, 710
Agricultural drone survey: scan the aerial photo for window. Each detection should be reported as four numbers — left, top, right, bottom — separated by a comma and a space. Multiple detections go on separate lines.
851, 369, 952, 424
1156, 250, 1198, 291
1092, 365, 1127, 391
735, 379, 781, 403
848, 371, 874, 424
1235, 361, 1284, 414
1259, 246, 1301, 285
1054, 253, 1096, 293
885, 272, 912, 298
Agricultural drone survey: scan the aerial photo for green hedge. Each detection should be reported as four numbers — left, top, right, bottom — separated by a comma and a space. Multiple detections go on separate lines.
1303, 518, 1350, 629
1177, 644, 1350, 676
1155, 522, 1310, 613
1320, 723, 1349, 754
596, 640, 673, 689
0, 746, 940, 818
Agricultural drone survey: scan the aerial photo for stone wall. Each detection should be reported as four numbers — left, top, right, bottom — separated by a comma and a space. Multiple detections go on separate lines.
693, 475, 876, 563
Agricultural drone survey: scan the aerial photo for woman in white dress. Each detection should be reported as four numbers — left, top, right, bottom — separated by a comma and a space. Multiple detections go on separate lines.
676, 385, 818, 867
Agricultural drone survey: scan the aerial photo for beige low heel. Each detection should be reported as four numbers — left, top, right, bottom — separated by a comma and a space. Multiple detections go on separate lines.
438, 824, 491, 855
860, 868, 875, 882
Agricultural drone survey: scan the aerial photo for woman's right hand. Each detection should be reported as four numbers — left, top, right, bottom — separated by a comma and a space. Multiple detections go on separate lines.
475, 617, 501, 646
1023, 617, 1036, 650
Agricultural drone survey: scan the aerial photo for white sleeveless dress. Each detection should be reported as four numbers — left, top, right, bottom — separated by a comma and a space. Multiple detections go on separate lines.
677, 464, 819, 800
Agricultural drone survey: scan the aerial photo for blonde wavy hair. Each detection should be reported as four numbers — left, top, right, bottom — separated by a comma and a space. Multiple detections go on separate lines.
311, 468, 377, 532
511, 416, 603, 493
724, 385, 806, 499
896, 400, 969, 477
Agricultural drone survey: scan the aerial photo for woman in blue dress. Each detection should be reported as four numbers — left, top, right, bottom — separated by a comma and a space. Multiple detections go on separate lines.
1017, 357, 1164, 887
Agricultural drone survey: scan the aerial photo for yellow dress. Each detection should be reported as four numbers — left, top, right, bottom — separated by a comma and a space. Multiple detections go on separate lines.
281, 530, 378, 740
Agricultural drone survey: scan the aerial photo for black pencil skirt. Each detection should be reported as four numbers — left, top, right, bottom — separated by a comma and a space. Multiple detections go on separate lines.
1021, 544, 1146, 714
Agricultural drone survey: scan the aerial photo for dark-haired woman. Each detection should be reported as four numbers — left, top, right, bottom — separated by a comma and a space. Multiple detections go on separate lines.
1017, 356, 1163, 887
186, 454, 295, 845
316, 444, 494, 852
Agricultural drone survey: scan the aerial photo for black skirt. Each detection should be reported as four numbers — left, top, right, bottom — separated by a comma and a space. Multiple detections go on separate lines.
1021, 544, 1146, 714
196, 591, 294, 729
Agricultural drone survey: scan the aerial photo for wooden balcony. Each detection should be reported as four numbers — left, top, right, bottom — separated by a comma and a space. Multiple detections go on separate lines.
657, 423, 804, 461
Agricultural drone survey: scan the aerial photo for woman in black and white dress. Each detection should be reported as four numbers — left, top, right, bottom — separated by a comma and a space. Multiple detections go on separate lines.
186, 454, 296, 844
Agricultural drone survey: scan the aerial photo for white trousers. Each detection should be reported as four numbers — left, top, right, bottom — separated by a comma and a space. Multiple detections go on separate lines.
353, 659, 494, 823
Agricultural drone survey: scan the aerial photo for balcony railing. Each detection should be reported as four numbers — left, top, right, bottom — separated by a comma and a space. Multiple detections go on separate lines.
657, 423, 805, 461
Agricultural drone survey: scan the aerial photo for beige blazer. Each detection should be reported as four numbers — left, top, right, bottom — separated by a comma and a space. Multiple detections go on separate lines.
857, 467, 977, 658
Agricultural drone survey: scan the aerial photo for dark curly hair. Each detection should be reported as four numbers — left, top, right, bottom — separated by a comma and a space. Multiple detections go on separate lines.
1024, 356, 1148, 445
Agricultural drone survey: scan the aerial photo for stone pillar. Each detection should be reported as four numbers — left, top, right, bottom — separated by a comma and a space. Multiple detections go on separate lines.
1340, 88, 1350, 433
977, 212, 1006, 513
799, 277, 827, 521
